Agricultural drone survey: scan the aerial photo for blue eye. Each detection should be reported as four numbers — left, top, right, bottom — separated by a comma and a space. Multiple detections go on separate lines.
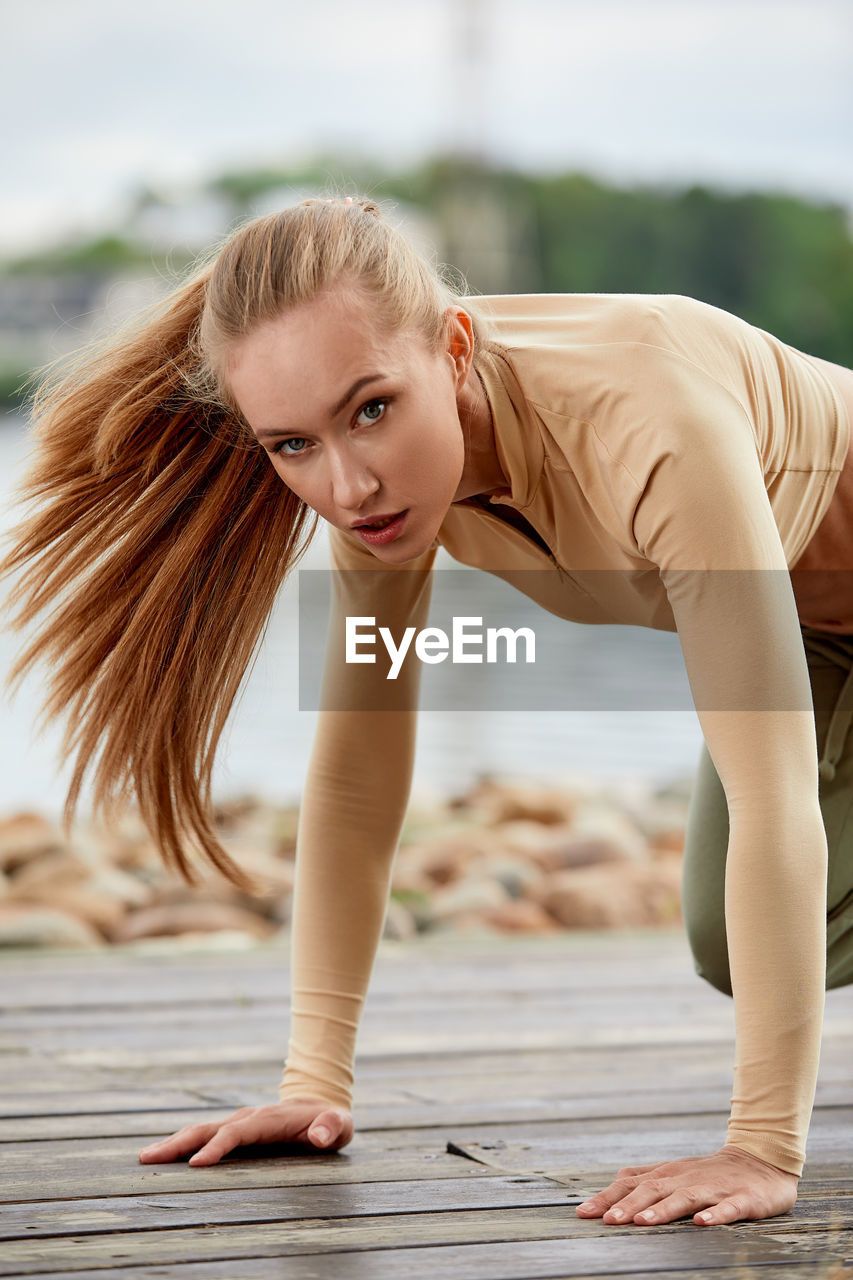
273, 437, 309, 456
357, 399, 387, 424
269, 398, 389, 458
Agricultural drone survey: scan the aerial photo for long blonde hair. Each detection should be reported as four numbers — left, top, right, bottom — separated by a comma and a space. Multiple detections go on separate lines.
2, 196, 486, 889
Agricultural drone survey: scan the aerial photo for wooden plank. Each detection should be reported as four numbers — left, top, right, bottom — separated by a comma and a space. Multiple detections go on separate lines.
0, 1091, 737, 1143
7, 1035, 853, 1088
0, 1143, 565, 1204
0, 1210, 830, 1276
0, 1039, 743, 1076
0, 987, 746, 1033
0, 946, 725, 985
0, 971, 731, 1017
6, 1265, 825, 1280
4, 1114, 853, 1201
758, 1227, 853, 1261
0, 1042, 748, 1096
17, 930, 833, 1013
2, 934, 851, 1280
8, 981, 734, 1018
0, 1174, 582, 1238
0, 1091, 223, 1122
10, 1035, 853, 1101
0, 1021, 746, 1065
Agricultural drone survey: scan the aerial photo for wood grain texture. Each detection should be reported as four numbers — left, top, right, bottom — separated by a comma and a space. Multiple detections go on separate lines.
2, 931, 851, 1278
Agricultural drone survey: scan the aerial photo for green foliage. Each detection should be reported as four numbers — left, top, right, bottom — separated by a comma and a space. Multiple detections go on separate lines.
2, 156, 852, 407
519, 175, 853, 362
208, 155, 851, 364
208, 152, 394, 216
0, 366, 37, 410
3, 234, 163, 276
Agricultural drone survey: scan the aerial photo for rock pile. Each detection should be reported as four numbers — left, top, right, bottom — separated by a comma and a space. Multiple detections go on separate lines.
0, 774, 692, 949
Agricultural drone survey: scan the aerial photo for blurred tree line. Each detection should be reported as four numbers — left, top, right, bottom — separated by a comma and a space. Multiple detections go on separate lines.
2, 155, 851, 406
209, 155, 853, 364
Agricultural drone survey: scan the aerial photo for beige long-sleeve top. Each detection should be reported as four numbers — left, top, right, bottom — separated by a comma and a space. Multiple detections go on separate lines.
279, 292, 850, 1177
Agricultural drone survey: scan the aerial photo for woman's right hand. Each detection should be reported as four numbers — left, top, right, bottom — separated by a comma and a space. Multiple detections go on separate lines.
137, 1097, 353, 1166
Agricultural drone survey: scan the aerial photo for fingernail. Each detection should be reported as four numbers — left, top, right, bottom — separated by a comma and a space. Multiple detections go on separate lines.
312, 1127, 330, 1144
578, 1200, 594, 1209
608, 1208, 624, 1221
698, 1211, 713, 1223
639, 1210, 655, 1222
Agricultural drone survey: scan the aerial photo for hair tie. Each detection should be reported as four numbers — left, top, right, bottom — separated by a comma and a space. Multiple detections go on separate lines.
312, 196, 380, 218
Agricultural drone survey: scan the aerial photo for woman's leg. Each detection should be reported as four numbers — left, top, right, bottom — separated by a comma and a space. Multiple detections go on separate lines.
682, 624, 853, 995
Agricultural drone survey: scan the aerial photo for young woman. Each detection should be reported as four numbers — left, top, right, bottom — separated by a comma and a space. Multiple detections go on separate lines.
4, 195, 853, 1229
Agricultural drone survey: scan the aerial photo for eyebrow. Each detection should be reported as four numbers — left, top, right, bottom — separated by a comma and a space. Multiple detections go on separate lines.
254, 373, 388, 440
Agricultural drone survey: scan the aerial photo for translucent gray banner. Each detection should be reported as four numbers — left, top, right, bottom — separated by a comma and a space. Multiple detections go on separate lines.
296, 568, 852, 713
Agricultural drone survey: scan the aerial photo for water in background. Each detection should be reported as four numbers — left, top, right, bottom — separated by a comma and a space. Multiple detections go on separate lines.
0, 415, 703, 817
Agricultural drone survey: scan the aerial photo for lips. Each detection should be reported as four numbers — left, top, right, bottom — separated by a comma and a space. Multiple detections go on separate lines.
353, 510, 408, 545
352, 512, 404, 530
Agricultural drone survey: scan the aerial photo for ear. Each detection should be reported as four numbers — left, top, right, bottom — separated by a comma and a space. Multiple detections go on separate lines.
443, 306, 475, 388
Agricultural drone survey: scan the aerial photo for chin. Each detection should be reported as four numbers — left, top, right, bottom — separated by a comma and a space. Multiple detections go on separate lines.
370, 540, 428, 565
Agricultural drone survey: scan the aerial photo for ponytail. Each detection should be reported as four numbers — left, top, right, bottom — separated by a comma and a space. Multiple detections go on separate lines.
2, 268, 317, 890
2, 194, 484, 888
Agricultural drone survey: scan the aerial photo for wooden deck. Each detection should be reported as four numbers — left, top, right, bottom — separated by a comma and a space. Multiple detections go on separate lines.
2, 927, 852, 1278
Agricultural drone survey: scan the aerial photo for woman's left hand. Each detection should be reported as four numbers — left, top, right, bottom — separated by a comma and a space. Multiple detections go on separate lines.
575, 1145, 798, 1226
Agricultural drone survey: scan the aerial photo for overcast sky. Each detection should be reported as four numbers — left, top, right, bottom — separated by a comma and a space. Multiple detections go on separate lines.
3, 0, 852, 254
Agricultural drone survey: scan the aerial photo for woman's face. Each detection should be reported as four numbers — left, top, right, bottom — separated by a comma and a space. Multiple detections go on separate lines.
225, 284, 476, 563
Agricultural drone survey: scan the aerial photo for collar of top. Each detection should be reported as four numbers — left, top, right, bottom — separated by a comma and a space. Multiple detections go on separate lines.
472, 342, 545, 511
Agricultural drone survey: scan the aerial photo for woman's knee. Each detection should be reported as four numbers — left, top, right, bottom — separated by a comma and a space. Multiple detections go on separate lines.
681, 744, 733, 996
683, 906, 733, 996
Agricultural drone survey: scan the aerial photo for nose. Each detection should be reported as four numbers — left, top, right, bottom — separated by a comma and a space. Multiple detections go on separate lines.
328, 447, 381, 513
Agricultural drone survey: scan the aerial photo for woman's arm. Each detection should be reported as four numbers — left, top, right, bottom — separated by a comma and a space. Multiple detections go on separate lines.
278, 703, 423, 1107
138, 525, 437, 1165
579, 368, 826, 1223
634, 413, 826, 1178
279, 525, 438, 1109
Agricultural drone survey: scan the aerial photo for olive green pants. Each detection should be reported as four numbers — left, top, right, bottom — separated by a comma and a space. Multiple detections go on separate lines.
683, 624, 853, 995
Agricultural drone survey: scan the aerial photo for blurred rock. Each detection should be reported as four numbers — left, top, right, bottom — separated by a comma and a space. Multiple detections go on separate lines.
466, 852, 545, 900
112, 902, 277, 943
490, 820, 570, 868
9, 884, 127, 941
0, 813, 65, 873
87, 865, 157, 908
0, 771, 690, 946
388, 889, 436, 933
549, 837, 636, 871
0, 904, 104, 948
120, 929, 264, 953
8, 849, 92, 893
193, 847, 296, 915
212, 794, 262, 829
649, 829, 686, 858
271, 807, 301, 857
95, 832, 164, 875
430, 876, 510, 923
383, 898, 418, 940
450, 777, 577, 826
615, 790, 691, 849
568, 806, 647, 861
537, 862, 683, 929
479, 900, 561, 933
396, 827, 496, 887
